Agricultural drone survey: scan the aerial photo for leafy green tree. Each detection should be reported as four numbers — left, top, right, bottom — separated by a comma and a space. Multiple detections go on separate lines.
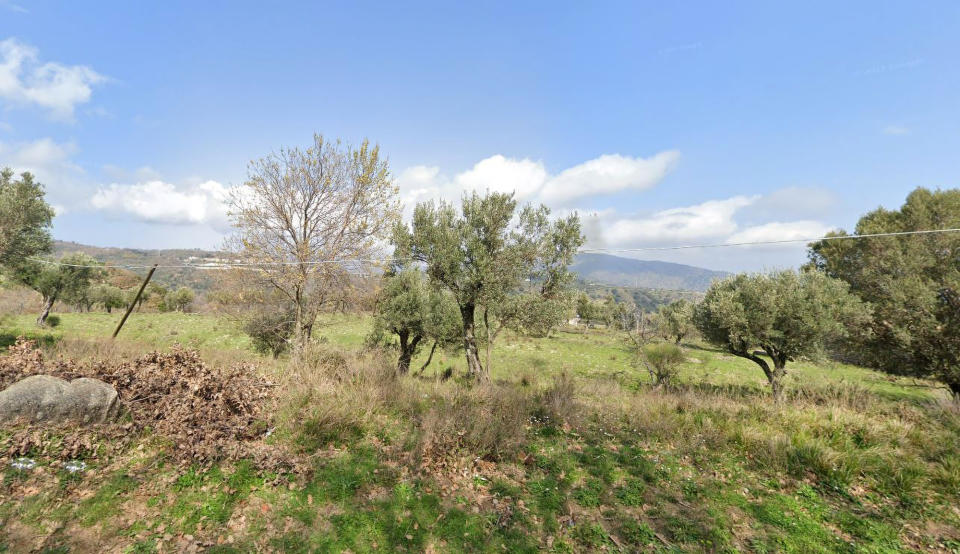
0, 169, 55, 269
656, 299, 694, 344
694, 270, 869, 401
162, 287, 195, 312
808, 187, 960, 399
13, 253, 102, 325
368, 268, 460, 374
90, 284, 127, 313
394, 192, 583, 379
476, 210, 583, 369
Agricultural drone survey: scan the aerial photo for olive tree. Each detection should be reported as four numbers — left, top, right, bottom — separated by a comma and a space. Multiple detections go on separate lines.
694, 270, 869, 401
656, 299, 694, 344
0, 169, 55, 269
13, 253, 102, 325
227, 134, 399, 349
90, 284, 127, 313
162, 287, 195, 312
368, 268, 460, 374
394, 192, 583, 379
808, 187, 960, 400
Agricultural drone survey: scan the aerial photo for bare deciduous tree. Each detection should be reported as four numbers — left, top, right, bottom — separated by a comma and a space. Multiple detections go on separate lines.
227, 134, 399, 348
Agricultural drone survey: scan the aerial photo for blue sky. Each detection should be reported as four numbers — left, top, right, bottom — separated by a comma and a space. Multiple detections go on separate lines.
1, 1, 958, 271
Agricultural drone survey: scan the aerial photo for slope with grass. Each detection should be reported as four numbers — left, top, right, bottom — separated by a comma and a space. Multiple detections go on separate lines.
1, 312, 959, 552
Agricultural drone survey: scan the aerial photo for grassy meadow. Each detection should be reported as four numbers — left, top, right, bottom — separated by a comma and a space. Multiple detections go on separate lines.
1, 310, 959, 552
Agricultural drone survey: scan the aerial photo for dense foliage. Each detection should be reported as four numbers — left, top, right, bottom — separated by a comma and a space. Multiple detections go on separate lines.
0, 169, 55, 269
694, 270, 869, 400
656, 299, 694, 344
11, 253, 103, 325
809, 187, 960, 399
368, 268, 460, 373
394, 191, 583, 378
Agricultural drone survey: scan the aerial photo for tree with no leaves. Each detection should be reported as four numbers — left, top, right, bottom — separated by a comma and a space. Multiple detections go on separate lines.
694, 270, 869, 402
227, 134, 399, 349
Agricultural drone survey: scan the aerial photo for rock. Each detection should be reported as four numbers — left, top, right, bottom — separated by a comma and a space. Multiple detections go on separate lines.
0, 375, 119, 424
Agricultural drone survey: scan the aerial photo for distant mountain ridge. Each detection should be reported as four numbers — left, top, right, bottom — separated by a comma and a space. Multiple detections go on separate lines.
51, 242, 728, 294
52, 241, 222, 291
571, 253, 729, 292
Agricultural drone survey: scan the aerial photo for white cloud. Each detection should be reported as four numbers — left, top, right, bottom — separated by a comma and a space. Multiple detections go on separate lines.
600, 196, 757, 247
91, 180, 232, 231
582, 194, 837, 272
725, 220, 833, 245
454, 155, 548, 200
396, 150, 679, 211
882, 125, 910, 136
539, 151, 679, 205
0, 38, 106, 120
0, 137, 84, 186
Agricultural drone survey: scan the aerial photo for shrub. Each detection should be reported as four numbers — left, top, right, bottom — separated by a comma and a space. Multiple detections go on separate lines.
243, 310, 295, 358
643, 342, 685, 386
44, 314, 60, 328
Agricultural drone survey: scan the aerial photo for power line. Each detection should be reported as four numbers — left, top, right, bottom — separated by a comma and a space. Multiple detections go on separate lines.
23, 227, 960, 269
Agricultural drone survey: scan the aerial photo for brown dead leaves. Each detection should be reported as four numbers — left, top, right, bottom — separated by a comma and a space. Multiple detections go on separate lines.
1, 338, 299, 471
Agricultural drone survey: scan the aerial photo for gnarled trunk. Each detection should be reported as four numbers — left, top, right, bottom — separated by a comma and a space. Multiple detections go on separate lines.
736, 348, 787, 403
36, 295, 55, 326
397, 330, 422, 374
461, 303, 485, 379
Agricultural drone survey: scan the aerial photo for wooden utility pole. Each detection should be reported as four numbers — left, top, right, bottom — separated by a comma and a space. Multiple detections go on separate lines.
112, 264, 158, 339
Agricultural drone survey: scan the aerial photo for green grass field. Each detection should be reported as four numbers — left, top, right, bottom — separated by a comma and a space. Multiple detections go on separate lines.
2, 311, 940, 402
1, 311, 958, 552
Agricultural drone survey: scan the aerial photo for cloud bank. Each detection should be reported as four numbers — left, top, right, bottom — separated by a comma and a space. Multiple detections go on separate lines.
396, 150, 680, 212
91, 180, 232, 231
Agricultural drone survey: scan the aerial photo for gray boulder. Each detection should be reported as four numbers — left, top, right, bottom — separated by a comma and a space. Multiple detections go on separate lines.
0, 375, 119, 424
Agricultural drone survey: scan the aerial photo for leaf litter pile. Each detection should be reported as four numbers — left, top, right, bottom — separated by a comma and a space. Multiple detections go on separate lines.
0, 338, 299, 472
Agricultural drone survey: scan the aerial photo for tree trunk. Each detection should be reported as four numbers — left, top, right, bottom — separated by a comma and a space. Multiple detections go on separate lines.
949, 382, 960, 403
397, 331, 422, 374
418, 341, 439, 373
37, 295, 55, 326
293, 288, 308, 352
675, 335, 682, 345
768, 356, 788, 403
461, 303, 485, 379
484, 307, 492, 376
737, 349, 786, 403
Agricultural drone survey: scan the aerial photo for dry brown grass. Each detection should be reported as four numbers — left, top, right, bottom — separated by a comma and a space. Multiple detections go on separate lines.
271, 344, 579, 468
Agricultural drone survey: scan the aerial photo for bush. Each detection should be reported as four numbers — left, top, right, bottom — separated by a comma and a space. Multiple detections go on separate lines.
44, 314, 60, 328
643, 342, 685, 386
243, 310, 295, 358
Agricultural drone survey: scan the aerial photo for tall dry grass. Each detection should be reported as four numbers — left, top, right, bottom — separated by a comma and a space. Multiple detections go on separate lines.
271, 344, 579, 465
